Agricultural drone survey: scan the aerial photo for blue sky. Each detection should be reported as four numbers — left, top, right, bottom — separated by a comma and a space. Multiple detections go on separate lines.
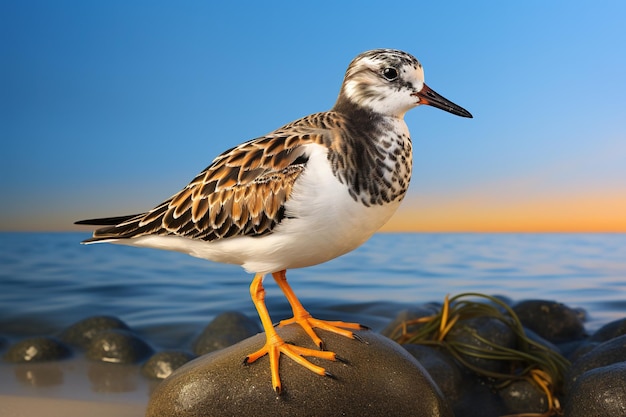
2, 1, 626, 231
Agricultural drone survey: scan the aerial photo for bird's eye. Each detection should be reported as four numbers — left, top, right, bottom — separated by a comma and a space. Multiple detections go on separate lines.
382, 67, 398, 81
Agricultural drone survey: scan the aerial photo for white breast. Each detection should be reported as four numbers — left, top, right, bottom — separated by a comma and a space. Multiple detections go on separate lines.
123, 143, 402, 274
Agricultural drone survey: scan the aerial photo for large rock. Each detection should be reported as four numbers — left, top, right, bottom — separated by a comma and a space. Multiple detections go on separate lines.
563, 361, 626, 417
147, 324, 452, 417
565, 333, 626, 393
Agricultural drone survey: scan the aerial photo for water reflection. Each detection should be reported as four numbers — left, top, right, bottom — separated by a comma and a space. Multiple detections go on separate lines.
87, 362, 140, 393
14, 362, 64, 387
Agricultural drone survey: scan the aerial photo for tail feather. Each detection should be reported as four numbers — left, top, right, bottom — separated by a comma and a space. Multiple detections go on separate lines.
75, 213, 147, 244
74, 214, 143, 226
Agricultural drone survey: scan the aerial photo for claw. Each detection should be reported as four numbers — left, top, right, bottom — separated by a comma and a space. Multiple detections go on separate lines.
352, 333, 369, 344
335, 355, 350, 365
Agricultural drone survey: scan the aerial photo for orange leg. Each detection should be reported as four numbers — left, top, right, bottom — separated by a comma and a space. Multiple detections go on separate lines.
243, 273, 338, 393
272, 270, 365, 350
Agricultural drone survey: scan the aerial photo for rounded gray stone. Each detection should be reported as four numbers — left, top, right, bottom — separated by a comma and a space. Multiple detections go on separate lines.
192, 311, 261, 356
566, 333, 626, 393
3, 337, 71, 363
589, 317, 626, 342
380, 305, 441, 339
142, 350, 195, 380
513, 300, 585, 343
445, 316, 517, 374
498, 379, 548, 414
403, 344, 463, 402
86, 329, 153, 364
147, 324, 452, 417
563, 362, 626, 417
59, 315, 130, 349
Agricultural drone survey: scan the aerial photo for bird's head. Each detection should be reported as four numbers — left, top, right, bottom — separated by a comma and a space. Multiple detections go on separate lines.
336, 49, 472, 119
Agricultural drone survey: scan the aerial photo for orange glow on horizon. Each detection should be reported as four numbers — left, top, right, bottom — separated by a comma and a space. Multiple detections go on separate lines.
3, 190, 626, 233
381, 191, 626, 233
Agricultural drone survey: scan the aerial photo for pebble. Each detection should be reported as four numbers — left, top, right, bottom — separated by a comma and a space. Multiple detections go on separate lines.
589, 317, 626, 342
403, 344, 463, 401
513, 299, 586, 343
497, 379, 548, 414
141, 350, 195, 380
192, 311, 260, 356
3, 336, 71, 363
59, 315, 130, 349
379, 304, 441, 338
85, 329, 154, 364
445, 316, 517, 374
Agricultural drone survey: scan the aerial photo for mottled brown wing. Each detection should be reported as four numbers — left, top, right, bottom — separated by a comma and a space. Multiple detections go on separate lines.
86, 128, 326, 242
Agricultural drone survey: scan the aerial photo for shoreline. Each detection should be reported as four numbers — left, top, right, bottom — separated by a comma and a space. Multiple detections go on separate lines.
0, 394, 145, 417
0, 357, 149, 417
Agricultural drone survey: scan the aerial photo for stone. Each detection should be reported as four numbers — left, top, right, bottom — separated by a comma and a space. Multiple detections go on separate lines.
192, 311, 261, 356
563, 362, 626, 417
403, 344, 463, 401
3, 336, 71, 363
445, 316, 517, 374
523, 327, 561, 354
566, 340, 598, 363
557, 339, 588, 360
86, 329, 153, 364
380, 304, 440, 339
513, 300, 585, 343
498, 379, 548, 414
565, 333, 626, 393
589, 317, 626, 342
147, 324, 452, 417
453, 378, 507, 417
59, 315, 130, 349
142, 350, 195, 380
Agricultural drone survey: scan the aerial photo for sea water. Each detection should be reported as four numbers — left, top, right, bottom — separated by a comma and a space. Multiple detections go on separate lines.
1, 232, 625, 348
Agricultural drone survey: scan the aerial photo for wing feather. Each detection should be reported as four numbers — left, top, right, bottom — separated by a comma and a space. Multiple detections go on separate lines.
85, 119, 333, 243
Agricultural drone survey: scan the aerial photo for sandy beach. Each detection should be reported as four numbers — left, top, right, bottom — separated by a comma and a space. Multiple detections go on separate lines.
0, 357, 148, 417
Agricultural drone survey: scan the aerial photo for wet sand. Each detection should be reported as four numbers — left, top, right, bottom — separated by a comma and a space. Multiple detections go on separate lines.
0, 357, 149, 416
1, 395, 145, 417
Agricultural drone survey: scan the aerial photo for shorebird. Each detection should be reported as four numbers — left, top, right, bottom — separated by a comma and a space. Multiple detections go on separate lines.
76, 49, 472, 393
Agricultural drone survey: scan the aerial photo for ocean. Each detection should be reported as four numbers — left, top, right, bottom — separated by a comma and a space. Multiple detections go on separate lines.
1, 232, 625, 348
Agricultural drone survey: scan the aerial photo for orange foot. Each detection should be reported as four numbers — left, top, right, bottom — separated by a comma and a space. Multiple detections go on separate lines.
243, 332, 340, 393
278, 315, 366, 350
272, 269, 367, 349
245, 271, 366, 393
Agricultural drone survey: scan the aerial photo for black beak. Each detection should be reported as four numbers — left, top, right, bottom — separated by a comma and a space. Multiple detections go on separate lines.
414, 83, 473, 118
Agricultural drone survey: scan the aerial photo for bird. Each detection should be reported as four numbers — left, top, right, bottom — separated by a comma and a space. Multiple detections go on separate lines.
75, 48, 472, 393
